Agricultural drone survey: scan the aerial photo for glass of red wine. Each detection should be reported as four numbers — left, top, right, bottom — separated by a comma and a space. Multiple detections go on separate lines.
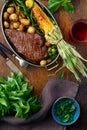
70, 19, 87, 42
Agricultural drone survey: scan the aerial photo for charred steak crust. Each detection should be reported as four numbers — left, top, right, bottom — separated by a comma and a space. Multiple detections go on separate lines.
5, 29, 47, 63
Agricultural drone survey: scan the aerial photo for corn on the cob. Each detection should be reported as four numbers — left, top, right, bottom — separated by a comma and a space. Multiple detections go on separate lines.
26, 0, 87, 81
26, 0, 54, 34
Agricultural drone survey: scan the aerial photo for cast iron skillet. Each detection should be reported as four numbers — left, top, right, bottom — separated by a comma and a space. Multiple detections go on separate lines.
1, 0, 59, 67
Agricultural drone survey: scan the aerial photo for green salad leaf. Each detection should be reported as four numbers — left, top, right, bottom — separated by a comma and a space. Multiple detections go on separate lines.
0, 72, 42, 120
48, 0, 74, 13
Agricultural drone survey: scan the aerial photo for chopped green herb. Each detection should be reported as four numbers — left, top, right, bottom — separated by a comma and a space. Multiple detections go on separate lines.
56, 98, 76, 122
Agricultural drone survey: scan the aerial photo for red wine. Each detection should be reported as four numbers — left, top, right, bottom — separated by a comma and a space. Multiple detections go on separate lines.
71, 20, 87, 42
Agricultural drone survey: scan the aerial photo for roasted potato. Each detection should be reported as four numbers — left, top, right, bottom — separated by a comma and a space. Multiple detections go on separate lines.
17, 24, 25, 31
40, 60, 47, 67
47, 58, 51, 63
13, 22, 20, 29
15, 6, 20, 15
7, 7, 15, 14
9, 22, 14, 29
9, 3, 14, 7
4, 21, 9, 28
3, 12, 9, 20
9, 13, 18, 22
27, 26, 35, 34
45, 41, 51, 47
20, 18, 30, 26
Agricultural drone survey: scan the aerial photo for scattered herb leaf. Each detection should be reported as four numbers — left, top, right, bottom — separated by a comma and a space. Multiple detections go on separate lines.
59, 72, 65, 80
48, 0, 74, 13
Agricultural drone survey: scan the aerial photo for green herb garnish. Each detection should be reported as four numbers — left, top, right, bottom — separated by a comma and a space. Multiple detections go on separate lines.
56, 98, 76, 122
59, 72, 65, 80
0, 72, 42, 120
48, 0, 74, 13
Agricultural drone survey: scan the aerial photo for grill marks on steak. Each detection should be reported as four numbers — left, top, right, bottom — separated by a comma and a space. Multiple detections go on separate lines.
5, 29, 47, 63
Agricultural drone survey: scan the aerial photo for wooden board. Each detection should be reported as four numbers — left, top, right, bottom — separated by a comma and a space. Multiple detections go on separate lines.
0, 0, 87, 96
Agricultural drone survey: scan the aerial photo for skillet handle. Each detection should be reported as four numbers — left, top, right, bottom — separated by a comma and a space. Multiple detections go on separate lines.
16, 56, 30, 68
0, 42, 14, 56
0, 49, 8, 59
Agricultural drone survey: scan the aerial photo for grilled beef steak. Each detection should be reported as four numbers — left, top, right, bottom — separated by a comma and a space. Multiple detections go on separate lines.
5, 29, 47, 63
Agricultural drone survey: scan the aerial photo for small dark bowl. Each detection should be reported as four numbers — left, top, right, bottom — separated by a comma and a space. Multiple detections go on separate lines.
52, 97, 80, 126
